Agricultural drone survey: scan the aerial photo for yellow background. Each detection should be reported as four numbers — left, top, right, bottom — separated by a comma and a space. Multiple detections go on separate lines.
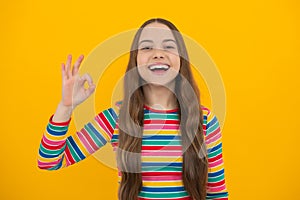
1, 0, 299, 199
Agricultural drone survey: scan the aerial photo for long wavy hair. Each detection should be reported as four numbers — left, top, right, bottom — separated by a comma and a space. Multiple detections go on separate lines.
117, 18, 208, 200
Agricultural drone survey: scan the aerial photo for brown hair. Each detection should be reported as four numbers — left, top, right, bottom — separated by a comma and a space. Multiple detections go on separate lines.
117, 18, 208, 200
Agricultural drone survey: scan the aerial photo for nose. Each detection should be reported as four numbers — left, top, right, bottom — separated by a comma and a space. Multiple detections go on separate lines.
152, 48, 165, 59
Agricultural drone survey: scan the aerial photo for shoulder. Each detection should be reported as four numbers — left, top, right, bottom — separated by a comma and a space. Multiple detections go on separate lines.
201, 105, 215, 125
114, 100, 122, 110
201, 105, 211, 119
200, 105, 221, 138
200, 105, 218, 124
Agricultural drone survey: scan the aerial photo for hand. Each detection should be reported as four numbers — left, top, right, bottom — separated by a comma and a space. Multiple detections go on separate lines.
60, 54, 95, 110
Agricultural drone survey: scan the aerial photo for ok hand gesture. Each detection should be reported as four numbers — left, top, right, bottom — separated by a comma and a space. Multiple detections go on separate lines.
60, 54, 95, 110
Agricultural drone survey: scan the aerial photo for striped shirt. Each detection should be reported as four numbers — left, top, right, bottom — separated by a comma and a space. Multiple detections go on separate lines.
38, 104, 229, 199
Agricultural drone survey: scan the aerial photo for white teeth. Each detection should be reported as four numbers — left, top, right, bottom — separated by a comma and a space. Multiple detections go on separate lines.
149, 65, 170, 71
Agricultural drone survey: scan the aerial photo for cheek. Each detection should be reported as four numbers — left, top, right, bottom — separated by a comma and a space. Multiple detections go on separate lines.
172, 56, 181, 71
137, 52, 147, 67
136, 54, 147, 76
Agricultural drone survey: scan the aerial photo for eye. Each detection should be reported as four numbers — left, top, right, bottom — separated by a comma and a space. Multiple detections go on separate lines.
165, 45, 175, 49
140, 46, 153, 50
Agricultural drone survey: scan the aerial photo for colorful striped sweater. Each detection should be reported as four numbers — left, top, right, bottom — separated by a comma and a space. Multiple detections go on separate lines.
38, 104, 229, 200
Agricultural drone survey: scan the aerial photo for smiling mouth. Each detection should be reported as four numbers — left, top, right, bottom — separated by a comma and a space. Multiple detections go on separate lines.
148, 64, 170, 72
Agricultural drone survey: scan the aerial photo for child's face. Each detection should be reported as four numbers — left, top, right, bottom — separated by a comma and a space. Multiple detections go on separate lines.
137, 22, 180, 86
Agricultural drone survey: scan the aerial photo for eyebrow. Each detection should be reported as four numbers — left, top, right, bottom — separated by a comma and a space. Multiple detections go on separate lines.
163, 39, 177, 43
138, 39, 177, 46
138, 40, 153, 46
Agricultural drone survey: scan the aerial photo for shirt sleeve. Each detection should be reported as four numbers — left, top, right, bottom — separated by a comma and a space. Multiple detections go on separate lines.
203, 107, 229, 199
37, 108, 118, 170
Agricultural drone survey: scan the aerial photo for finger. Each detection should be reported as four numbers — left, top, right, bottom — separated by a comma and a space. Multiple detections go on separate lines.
79, 73, 94, 86
72, 54, 84, 76
61, 63, 67, 80
66, 54, 72, 78
85, 84, 96, 97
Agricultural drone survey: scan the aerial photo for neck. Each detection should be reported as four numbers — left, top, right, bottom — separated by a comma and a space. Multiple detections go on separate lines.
143, 82, 177, 110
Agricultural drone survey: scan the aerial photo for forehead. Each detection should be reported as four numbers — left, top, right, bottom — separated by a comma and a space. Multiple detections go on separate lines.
139, 23, 175, 42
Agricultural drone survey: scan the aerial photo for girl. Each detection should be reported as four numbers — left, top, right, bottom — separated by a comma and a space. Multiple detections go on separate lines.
38, 18, 229, 200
